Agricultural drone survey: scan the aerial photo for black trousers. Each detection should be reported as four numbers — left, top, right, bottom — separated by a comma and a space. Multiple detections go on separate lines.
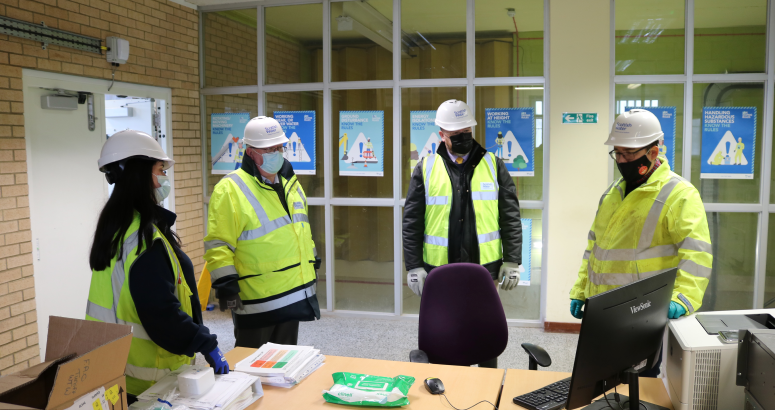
234, 320, 300, 348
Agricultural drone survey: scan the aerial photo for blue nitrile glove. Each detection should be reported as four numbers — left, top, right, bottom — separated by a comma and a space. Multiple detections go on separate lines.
570, 299, 585, 319
668, 301, 687, 319
205, 347, 230, 374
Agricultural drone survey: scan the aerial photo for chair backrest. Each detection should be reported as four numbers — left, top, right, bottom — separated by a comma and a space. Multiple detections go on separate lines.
418, 263, 508, 366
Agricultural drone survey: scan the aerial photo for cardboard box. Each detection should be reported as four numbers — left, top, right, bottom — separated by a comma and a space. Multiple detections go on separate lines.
0, 316, 132, 410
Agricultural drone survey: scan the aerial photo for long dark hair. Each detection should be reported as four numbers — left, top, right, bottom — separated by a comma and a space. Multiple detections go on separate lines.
89, 158, 181, 271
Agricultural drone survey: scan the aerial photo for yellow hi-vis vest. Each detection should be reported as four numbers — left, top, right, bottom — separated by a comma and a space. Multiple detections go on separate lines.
86, 214, 193, 396
204, 169, 317, 320
570, 157, 712, 314
422, 153, 502, 267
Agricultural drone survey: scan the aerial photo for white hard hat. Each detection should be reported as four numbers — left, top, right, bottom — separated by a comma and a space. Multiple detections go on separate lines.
98, 129, 174, 172
604, 109, 664, 148
435, 99, 477, 131
243, 116, 289, 148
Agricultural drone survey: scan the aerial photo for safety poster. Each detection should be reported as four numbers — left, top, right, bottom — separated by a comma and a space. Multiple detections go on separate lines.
485, 108, 535, 177
519, 218, 532, 286
625, 106, 676, 167
700, 107, 757, 179
211, 112, 250, 174
275, 111, 316, 175
409, 110, 442, 171
338, 111, 384, 177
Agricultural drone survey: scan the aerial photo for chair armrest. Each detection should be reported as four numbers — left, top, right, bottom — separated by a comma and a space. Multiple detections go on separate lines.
410, 349, 429, 363
521, 343, 551, 370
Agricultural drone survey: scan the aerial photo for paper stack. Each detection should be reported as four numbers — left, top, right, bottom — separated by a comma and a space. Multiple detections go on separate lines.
234, 342, 326, 388
131, 365, 263, 410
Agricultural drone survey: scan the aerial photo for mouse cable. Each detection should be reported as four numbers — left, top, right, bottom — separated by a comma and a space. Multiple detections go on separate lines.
441, 393, 498, 410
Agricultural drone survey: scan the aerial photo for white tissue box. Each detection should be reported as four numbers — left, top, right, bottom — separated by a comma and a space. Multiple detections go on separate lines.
177, 366, 215, 396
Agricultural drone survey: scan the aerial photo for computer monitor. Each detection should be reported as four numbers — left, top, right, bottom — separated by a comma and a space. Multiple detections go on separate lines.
565, 268, 677, 410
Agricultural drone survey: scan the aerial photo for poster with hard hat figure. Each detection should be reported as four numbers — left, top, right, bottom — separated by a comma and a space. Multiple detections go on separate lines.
485, 108, 534, 176
409, 111, 442, 170
625, 106, 676, 167
338, 111, 384, 177
211, 112, 250, 174
275, 111, 316, 175
700, 107, 756, 179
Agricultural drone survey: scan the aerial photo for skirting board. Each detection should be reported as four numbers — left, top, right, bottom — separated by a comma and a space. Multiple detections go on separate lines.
544, 322, 581, 334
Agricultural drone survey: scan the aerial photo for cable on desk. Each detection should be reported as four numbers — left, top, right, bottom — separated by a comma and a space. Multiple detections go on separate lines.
441, 393, 498, 410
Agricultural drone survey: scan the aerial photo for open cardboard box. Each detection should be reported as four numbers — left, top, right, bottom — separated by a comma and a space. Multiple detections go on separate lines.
0, 316, 132, 410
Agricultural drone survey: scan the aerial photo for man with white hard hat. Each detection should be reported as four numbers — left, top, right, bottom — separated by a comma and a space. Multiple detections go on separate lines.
205, 116, 320, 348
403, 100, 523, 367
569, 109, 711, 376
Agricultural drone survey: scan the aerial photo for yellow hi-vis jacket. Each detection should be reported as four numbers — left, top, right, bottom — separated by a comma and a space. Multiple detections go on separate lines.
86, 213, 193, 395
204, 168, 319, 328
422, 152, 502, 267
570, 157, 711, 314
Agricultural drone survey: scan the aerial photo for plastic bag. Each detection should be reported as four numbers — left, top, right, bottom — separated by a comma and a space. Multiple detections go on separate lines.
322, 372, 415, 407
144, 389, 187, 410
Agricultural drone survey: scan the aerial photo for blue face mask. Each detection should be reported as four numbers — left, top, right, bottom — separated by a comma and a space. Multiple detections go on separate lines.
260, 152, 284, 174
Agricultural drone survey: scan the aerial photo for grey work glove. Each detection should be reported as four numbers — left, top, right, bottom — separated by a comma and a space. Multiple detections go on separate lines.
498, 262, 523, 291
219, 294, 244, 312
407, 268, 428, 297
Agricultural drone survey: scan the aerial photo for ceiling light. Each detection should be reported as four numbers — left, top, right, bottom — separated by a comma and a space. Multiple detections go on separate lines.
627, 84, 641, 89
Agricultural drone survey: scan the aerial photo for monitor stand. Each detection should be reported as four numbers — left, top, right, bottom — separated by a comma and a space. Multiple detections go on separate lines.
582, 368, 671, 410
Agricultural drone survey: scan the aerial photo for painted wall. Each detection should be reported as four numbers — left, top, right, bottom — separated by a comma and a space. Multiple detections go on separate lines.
546, 0, 611, 323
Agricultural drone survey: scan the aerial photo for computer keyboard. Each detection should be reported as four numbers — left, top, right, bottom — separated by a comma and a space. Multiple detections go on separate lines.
512, 377, 570, 410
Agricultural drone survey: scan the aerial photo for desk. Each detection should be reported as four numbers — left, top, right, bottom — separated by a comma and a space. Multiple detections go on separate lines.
500, 369, 673, 409
225, 347, 504, 409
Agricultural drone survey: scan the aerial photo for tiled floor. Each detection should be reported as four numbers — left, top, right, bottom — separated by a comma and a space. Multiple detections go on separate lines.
198, 309, 579, 372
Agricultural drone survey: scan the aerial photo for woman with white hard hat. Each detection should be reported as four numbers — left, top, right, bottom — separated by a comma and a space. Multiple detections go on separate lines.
86, 130, 229, 402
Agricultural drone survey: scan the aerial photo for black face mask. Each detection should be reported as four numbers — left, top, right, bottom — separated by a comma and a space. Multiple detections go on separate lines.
449, 132, 473, 155
617, 153, 653, 183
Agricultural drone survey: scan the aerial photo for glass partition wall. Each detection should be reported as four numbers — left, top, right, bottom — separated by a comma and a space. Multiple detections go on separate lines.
200, 0, 548, 323
614, 0, 775, 310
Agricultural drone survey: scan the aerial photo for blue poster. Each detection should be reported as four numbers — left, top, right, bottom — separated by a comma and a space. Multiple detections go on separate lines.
625, 106, 676, 167
211, 112, 249, 175
485, 108, 535, 176
338, 111, 384, 177
276, 111, 316, 175
700, 107, 757, 179
409, 111, 441, 171
518, 218, 532, 286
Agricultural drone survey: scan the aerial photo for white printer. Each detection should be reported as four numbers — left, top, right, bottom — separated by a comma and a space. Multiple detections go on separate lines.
665, 308, 775, 410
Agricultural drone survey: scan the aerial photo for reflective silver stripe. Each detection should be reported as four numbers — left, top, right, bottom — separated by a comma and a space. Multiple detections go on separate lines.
583, 250, 591, 260
600, 179, 621, 207
471, 191, 498, 201
204, 239, 235, 253
483, 154, 499, 191
210, 265, 239, 281
424, 234, 448, 247
119, 320, 151, 341
677, 293, 695, 314
86, 301, 116, 323
313, 247, 318, 257
615, 184, 624, 201
588, 230, 596, 241
592, 243, 677, 261
477, 231, 501, 244
678, 237, 712, 254
227, 173, 292, 241
293, 214, 309, 224
637, 177, 681, 253
296, 186, 307, 208
425, 196, 448, 205
113, 230, 138, 318
424, 155, 436, 193
125, 363, 170, 382
677, 259, 712, 278
234, 285, 316, 315
588, 265, 670, 286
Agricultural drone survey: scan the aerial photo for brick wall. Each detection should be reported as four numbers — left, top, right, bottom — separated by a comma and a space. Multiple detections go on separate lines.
0, 0, 200, 375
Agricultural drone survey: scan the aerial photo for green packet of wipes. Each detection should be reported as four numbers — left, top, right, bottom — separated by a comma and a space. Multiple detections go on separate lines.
322, 372, 416, 407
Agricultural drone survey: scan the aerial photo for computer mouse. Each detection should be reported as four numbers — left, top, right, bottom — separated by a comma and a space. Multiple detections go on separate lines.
424, 377, 445, 395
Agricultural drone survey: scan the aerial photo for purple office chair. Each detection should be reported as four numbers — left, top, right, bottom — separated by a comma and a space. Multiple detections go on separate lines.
409, 263, 552, 369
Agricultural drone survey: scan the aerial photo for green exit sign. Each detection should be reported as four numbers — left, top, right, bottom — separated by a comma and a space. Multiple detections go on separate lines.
563, 113, 598, 124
